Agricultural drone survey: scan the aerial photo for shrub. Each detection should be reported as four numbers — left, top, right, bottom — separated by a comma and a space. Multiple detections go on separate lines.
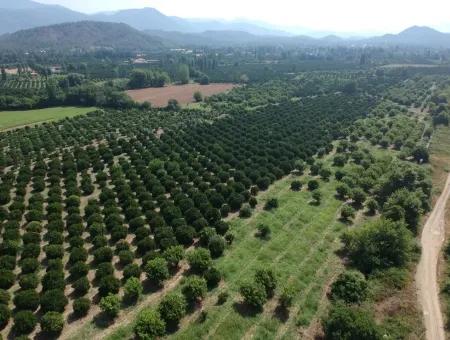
118, 250, 134, 266
204, 267, 222, 288
280, 285, 295, 309
249, 197, 257, 208
21, 244, 40, 259
341, 205, 356, 221
100, 294, 121, 318
341, 219, 412, 274
208, 236, 225, 258
73, 298, 90, 317
69, 262, 89, 280
124, 277, 143, 302
182, 276, 207, 303
290, 181, 302, 191
134, 309, 166, 340
158, 293, 186, 325
162, 245, 184, 268
98, 275, 121, 297
330, 271, 368, 304
0, 304, 11, 329
123, 264, 141, 280
19, 258, 39, 274
95, 262, 114, 281
307, 180, 319, 191
40, 312, 64, 335
239, 282, 267, 310
254, 268, 277, 297
366, 198, 378, 215
312, 190, 322, 204
18, 273, 39, 290
239, 204, 252, 218
72, 277, 90, 295
257, 224, 271, 239
199, 228, 216, 247
264, 198, 278, 211
94, 247, 113, 263
187, 248, 212, 273
13, 310, 37, 335
40, 289, 68, 313
0, 290, 10, 305
14, 289, 40, 311
145, 258, 169, 286
42, 270, 65, 291
323, 304, 380, 340
69, 247, 88, 264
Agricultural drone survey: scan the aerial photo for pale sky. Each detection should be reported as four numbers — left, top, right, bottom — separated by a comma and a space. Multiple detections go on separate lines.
35, 0, 450, 34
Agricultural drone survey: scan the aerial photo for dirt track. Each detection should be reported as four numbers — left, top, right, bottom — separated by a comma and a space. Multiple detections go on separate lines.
416, 174, 450, 340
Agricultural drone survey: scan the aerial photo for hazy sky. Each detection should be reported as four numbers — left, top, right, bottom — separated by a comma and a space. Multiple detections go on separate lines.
35, 0, 450, 34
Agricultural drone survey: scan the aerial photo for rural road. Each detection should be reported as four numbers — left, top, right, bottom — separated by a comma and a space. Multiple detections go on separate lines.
416, 174, 450, 340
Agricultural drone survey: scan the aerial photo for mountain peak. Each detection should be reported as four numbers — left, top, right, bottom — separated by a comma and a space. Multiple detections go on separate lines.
399, 25, 442, 36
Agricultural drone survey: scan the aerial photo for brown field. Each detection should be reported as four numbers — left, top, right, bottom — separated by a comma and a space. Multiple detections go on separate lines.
126, 83, 237, 107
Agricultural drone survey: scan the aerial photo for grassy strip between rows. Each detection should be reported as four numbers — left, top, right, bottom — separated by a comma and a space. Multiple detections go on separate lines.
0, 106, 97, 131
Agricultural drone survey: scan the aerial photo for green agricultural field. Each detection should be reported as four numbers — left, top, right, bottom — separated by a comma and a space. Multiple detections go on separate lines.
0, 106, 97, 131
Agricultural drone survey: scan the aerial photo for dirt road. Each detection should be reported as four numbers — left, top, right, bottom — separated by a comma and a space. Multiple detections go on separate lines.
416, 174, 450, 340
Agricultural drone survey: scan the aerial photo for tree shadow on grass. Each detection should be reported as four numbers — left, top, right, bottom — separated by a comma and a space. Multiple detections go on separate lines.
93, 311, 114, 329
274, 305, 289, 323
164, 321, 181, 335
142, 279, 161, 294
233, 301, 260, 318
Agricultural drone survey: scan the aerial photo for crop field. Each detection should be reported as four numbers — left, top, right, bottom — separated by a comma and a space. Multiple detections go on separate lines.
0, 70, 439, 340
0, 92, 370, 339
0, 107, 97, 131
126, 83, 237, 107
0, 78, 47, 90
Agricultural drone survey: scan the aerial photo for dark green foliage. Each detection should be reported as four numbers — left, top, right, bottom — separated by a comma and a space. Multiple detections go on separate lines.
330, 271, 368, 304
0, 304, 11, 329
307, 180, 319, 191
162, 245, 184, 268
14, 289, 40, 311
290, 181, 302, 191
182, 275, 207, 303
342, 219, 413, 274
187, 248, 212, 273
124, 277, 143, 302
134, 309, 166, 340
40, 289, 68, 313
254, 268, 277, 297
208, 236, 225, 258
13, 310, 37, 335
204, 267, 222, 288
145, 258, 169, 285
72, 277, 90, 295
40, 312, 64, 335
73, 298, 90, 317
239, 281, 267, 310
323, 304, 381, 340
158, 293, 186, 325
98, 275, 121, 297
100, 294, 121, 318
264, 198, 279, 211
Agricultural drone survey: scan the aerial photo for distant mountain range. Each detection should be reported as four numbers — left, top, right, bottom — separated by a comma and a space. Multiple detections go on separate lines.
0, 0, 450, 50
0, 21, 163, 51
0, 0, 288, 36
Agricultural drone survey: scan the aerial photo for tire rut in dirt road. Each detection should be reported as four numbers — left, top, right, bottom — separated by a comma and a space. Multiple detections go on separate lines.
416, 174, 450, 340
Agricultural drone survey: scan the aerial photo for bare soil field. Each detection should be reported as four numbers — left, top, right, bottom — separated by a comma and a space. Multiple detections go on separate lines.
126, 83, 237, 107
